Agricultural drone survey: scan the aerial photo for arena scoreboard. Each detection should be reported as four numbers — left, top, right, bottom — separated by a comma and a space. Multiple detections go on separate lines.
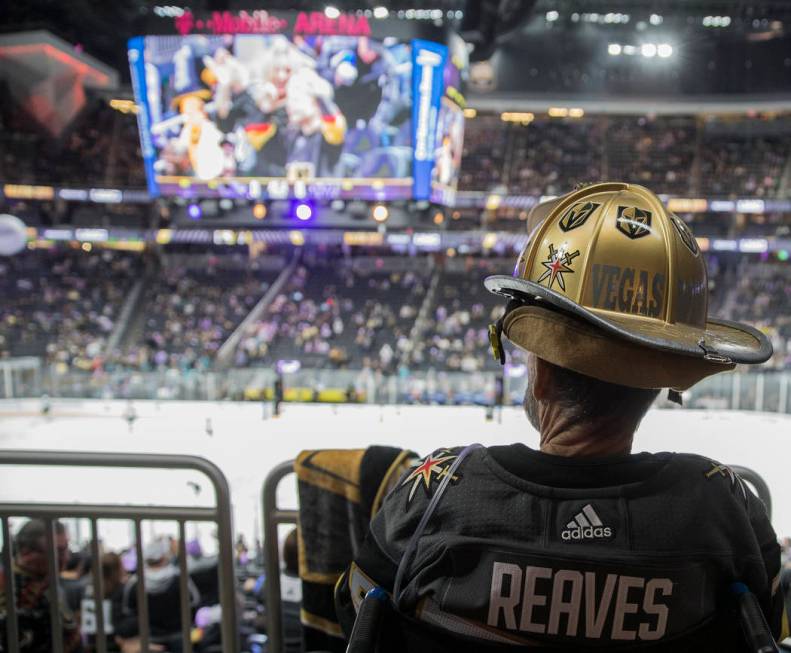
128, 10, 467, 204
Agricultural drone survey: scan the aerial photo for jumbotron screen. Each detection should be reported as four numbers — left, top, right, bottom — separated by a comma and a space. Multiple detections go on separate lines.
128, 27, 463, 203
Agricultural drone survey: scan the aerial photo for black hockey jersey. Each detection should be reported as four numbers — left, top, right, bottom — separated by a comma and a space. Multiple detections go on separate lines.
336, 444, 784, 651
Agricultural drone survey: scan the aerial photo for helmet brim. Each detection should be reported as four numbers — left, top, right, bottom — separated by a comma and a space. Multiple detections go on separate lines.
485, 275, 772, 365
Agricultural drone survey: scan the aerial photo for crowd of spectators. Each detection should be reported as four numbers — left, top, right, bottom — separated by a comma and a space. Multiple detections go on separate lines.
606, 116, 697, 196
112, 256, 277, 372
235, 259, 428, 372
2, 90, 789, 201
0, 89, 146, 188
0, 248, 141, 369
407, 258, 510, 373
1, 247, 790, 377
458, 113, 791, 198
0, 518, 266, 653
457, 114, 509, 192
726, 259, 791, 369
507, 118, 605, 197
698, 129, 789, 198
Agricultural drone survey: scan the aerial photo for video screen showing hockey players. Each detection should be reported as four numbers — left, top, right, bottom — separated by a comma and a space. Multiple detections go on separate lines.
430, 34, 467, 205
131, 34, 414, 199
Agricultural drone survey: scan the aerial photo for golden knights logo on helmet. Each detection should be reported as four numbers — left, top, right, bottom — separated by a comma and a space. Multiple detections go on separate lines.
537, 244, 580, 292
616, 206, 652, 239
559, 201, 601, 232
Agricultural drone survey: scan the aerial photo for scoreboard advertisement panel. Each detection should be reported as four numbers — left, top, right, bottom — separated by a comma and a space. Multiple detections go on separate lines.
431, 32, 467, 206
128, 11, 465, 204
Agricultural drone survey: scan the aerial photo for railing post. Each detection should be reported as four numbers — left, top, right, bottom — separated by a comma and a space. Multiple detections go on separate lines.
133, 519, 150, 653
3, 365, 12, 399
779, 373, 788, 414
262, 460, 298, 653
388, 375, 397, 404
755, 373, 764, 412
177, 521, 193, 653
731, 372, 741, 410
90, 518, 107, 653
45, 519, 64, 653
211, 464, 239, 653
2, 517, 19, 653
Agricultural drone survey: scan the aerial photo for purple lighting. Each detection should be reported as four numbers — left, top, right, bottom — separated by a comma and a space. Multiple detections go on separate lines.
295, 202, 313, 221
188, 203, 202, 220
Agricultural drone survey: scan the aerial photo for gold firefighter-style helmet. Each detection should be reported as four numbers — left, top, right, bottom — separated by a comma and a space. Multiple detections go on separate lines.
485, 182, 772, 391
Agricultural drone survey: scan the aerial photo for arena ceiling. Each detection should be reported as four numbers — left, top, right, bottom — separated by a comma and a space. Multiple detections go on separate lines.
1, 0, 789, 81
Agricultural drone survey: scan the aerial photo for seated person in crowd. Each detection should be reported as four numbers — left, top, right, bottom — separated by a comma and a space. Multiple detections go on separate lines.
61, 548, 89, 620
122, 537, 199, 653
280, 528, 304, 653
82, 551, 138, 652
336, 183, 786, 651
248, 528, 303, 653
0, 519, 82, 652
186, 539, 220, 608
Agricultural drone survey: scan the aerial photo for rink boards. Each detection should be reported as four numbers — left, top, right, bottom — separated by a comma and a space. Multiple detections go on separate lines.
0, 399, 789, 548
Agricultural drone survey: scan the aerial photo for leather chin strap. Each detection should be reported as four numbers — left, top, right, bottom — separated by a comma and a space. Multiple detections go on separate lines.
488, 298, 683, 406
488, 299, 524, 366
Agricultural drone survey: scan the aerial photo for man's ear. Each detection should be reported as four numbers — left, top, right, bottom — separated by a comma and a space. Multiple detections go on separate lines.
530, 355, 554, 402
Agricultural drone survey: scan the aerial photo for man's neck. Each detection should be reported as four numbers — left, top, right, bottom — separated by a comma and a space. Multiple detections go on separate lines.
538, 410, 635, 458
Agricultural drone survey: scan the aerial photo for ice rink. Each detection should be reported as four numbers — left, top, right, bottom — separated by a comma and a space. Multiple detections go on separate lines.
0, 399, 790, 549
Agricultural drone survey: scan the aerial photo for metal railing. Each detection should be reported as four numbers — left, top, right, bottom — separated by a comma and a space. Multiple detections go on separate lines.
261, 460, 297, 653
0, 450, 239, 653
259, 459, 774, 653
0, 358, 41, 399
731, 465, 772, 519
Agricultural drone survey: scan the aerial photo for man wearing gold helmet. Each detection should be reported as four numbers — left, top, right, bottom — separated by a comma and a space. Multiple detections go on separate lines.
336, 183, 785, 652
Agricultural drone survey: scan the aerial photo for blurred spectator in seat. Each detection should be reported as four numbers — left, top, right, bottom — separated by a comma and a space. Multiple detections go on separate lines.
0, 519, 82, 652
122, 537, 199, 653
249, 528, 303, 653
780, 537, 791, 568
60, 548, 90, 624
117, 639, 163, 653
235, 534, 250, 566
280, 528, 303, 653
186, 539, 220, 608
82, 551, 134, 652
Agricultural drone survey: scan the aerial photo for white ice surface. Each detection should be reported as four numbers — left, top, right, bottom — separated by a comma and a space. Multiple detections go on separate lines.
0, 399, 789, 549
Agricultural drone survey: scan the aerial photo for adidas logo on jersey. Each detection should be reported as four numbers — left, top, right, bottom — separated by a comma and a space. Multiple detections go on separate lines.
561, 504, 613, 541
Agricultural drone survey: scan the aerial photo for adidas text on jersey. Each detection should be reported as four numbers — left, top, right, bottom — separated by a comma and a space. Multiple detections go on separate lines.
561, 504, 613, 541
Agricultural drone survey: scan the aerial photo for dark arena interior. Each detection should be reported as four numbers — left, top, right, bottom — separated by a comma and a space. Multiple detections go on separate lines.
1, 1, 791, 652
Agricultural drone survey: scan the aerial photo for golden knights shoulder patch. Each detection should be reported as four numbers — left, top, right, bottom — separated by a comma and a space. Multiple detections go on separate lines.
401, 449, 461, 507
